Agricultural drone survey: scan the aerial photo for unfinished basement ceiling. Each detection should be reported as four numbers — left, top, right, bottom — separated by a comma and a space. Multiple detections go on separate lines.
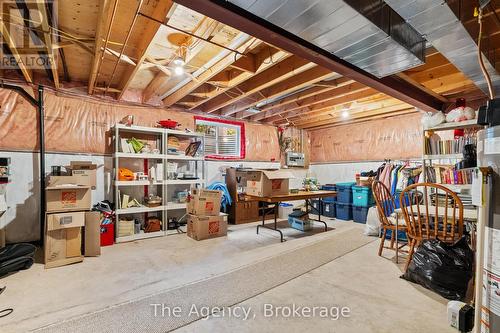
227, 0, 426, 78
0, 0, 495, 129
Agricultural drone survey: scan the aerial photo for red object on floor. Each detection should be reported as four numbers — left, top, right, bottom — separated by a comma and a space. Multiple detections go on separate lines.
100, 223, 114, 246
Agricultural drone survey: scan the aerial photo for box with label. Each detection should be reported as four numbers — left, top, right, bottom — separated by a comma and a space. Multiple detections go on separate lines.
45, 211, 85, 268
187, 188, 222, 216
187, 213, 228, 241
246, 170, 294, 197
46, 185, 91, 212
68, 161, 97, 189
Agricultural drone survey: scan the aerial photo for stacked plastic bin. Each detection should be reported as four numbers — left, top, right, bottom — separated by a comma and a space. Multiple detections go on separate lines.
352, 185, 375, 223
335, 182, 356, 220
321, 184, 336, 218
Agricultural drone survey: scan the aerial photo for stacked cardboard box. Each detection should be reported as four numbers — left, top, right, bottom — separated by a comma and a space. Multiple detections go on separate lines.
45, 162, 101, 268
186, 189, 227, 241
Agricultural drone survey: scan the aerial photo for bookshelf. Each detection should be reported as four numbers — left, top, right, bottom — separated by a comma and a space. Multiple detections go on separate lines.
113, 124, 205, 243
422, 119, 483, 211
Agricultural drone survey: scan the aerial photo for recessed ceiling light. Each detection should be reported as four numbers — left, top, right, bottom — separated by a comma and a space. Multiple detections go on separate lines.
342, 110, 349, 118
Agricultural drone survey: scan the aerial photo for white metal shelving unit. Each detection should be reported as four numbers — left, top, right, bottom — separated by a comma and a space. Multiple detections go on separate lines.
113, 124, 205, 243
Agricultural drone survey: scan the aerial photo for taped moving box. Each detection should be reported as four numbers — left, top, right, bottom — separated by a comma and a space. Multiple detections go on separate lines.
46, 175, 91, 212
246, 170, 294, 197
68, 161, 97, 189
187, 213, 228, 241
187, 189, 222, 216
45, 211, 85, 268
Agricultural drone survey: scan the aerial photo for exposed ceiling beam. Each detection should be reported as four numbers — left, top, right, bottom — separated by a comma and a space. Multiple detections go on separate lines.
183, 47, 288, 110
35, 0, 59, 89
220, 66, 336, 117
175, 0, 444, 113
255, 81, 369, 122
295, 99, 410, 128
0, 16, 32, 83
117, 0, 174, 100
88, 0, 116, 95
202, 55, 315, 113
304, 108, 418, 130
247, 77, 354, 121
158, 34, 258, 106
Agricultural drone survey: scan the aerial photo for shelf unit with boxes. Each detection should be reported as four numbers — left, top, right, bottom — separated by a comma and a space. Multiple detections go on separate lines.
422, 119, 484, 212
112, 124, 206, 242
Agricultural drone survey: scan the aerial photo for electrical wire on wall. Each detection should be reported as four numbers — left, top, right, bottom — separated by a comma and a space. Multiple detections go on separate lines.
477, 7, 495, 100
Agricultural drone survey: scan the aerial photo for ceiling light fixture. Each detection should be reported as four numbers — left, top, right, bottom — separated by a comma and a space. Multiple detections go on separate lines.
173, 56, 185, 67
174, 66, 184, 76
341, 109, 349, 119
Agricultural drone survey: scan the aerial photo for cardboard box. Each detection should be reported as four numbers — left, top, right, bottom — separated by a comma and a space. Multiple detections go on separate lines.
246, 170, 294, 197
45, 212, 85, 268
187, 213, 228, 241
69, 161, 97, 189
187, 188, 222, 216
84, 211, 101, 257
46, 185, 91, 212
48, 175, 91, 187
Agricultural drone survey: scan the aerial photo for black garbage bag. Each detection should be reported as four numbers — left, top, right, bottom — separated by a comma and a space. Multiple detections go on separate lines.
0, 243, 36, 278
402, 236, 473, 300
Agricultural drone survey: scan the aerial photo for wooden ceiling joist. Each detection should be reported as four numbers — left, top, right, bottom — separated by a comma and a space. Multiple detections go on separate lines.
247, 77, 353, 121
88, 0, 116, 95
159, 34, 258, 106
219, 66, 336, 117
117, 0, 174, 100
201, 55, 315, 113
180, 47, 289, 110
254, 81, 368, 122
304, 108, 418, 130
35, 0, 59, 89
0, 17, 33, 83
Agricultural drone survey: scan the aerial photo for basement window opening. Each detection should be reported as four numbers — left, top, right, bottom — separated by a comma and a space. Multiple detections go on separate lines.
194, 116, 246, 160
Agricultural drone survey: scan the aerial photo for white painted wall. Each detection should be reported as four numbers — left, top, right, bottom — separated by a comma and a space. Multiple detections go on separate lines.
309, 162, 383, 185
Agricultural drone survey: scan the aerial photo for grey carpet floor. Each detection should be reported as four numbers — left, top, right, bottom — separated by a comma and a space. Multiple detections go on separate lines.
35, 227, 374, 333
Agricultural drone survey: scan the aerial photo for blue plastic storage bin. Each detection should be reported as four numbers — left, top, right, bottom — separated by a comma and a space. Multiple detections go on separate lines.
382, 229, 408, 242
352, 186, 375, 207
352, 205, 369, 224
394, 190, 410, 209
310, 199, 322, 214
288, 211, 313, 231
321, 184, 337, 202
322, 201, 336, 218
336, 182, 356, 204
336, 202, 352, 221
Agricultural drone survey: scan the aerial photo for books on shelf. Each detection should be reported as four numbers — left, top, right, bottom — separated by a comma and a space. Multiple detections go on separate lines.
424, 135, 476, 155
427, 166, 475, 185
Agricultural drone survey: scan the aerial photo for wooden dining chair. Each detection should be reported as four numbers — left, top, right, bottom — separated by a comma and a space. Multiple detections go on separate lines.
399, 183, 464, 272
372, 180, 408, 261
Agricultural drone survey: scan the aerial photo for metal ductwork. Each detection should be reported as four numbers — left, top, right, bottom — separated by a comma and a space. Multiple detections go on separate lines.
385, 0, 500, 97
227, 0, 426, 78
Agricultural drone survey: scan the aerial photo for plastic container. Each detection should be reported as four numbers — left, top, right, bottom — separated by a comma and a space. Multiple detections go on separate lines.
278, 203, 294, 219
382, 229, 408, 242
322, 201, 336, 218
336, 202, 353, 221
288, 211, 312, 231
321, 184, 337, 203
100, 223, 114, 246
352, 205, 369, 224
336, 182, 356, 204
352, 186, 375, 207
394, 190, 410, 209
310, 199, 322, 214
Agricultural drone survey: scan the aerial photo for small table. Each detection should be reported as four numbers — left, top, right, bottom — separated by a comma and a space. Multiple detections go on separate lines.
244, 190, 337, 242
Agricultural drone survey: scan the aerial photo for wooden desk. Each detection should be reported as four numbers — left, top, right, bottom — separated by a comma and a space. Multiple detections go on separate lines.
245, 190, 337, 242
